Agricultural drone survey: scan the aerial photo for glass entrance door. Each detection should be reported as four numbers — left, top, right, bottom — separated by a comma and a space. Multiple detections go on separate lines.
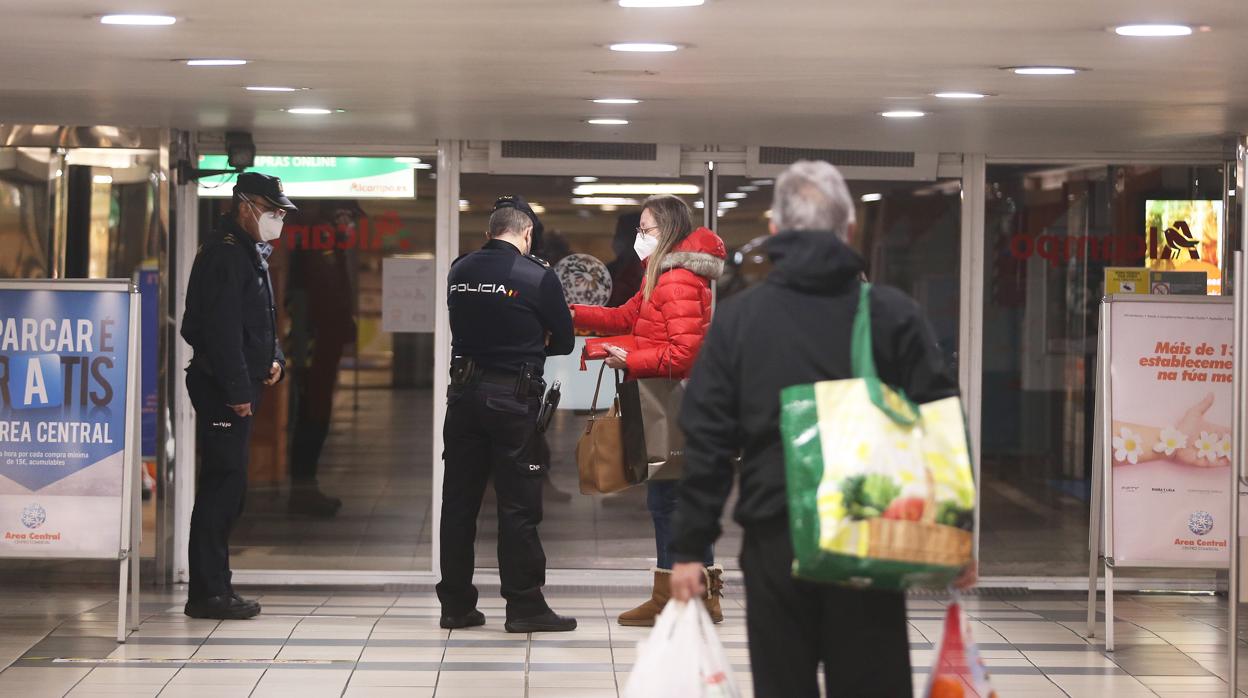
457, 169, 962, 571
193, 154, 439, 572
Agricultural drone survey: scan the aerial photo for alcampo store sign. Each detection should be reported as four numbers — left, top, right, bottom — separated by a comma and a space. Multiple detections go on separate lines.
197, 155, 417, 199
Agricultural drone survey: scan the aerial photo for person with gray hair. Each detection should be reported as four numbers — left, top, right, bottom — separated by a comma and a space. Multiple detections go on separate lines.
769, 159, 856, 239
666, 161, 974, 696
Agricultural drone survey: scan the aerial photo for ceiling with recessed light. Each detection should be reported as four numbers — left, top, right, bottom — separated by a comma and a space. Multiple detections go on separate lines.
0, 1, 1245, 154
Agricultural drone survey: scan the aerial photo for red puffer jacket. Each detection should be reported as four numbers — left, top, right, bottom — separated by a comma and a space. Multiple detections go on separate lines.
573, 227, 726, 379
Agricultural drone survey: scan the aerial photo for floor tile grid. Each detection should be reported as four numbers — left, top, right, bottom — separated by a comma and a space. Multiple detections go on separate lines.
10, 590, 1248, 697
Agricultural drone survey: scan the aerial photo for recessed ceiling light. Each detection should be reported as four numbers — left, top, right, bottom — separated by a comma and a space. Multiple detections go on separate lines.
724, 192, 747, 200
394, 157, 423, 164
1009, 66, 1081, 75
246, 86, 305, 92
881, 110, 925, 118
529, 203, 546, 214
571, 197, 642, 206
412, 163, 433, 170
284, 108, 338, 115
861, 193, 883, 202
1114, 24, 1194, 37
608, 42, 681, 53
587, 118, 629, 125
737, 185, 759, 192
619, 0, 705, 6
574, 183, 699, 195
573, 177, 599, 183
185, 59, 248, 67
592, 98, 642, 105
751, 179, 773, 186
717, 201, 739, 209
93, 175, 114, 185
100, 14, 176, 26
933, 91, 988, 99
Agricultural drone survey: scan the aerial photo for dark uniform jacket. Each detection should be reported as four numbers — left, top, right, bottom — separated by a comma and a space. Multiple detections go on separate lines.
670, 229, 959, 562
448, 239, 574, 376
181, 217, 286, 406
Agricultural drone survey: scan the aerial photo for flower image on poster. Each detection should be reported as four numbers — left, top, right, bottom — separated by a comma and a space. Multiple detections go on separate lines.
1144, 200, 1223, 295
1108, 300, 1234, 567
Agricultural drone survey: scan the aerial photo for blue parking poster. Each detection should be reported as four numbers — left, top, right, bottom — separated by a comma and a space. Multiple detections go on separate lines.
0, 284, 132, 558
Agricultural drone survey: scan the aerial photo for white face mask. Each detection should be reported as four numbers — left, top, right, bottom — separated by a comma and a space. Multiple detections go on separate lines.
246, 198, 285, 241
258, 212, 285, 242
633, 233, 659, 261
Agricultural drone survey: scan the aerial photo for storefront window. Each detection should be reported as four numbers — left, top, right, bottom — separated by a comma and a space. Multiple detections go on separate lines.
980, 162, 1235, 576
195, 156, 438, 571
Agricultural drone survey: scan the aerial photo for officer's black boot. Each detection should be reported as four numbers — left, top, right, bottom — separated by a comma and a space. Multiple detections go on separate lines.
504, 611, 577, 634
185, 594, 261, 620
440, 609, 486, 629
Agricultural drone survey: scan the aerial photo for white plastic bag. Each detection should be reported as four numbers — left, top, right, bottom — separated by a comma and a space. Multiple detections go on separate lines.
623, 600, 742, 698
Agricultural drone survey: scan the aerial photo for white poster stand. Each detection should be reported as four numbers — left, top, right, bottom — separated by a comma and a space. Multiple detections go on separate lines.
0, 280, 142, 642
1087, 294, 1235, 652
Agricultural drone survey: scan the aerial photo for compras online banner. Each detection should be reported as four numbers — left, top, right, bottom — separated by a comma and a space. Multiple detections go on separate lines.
1109, 300, 1235, 567
0, 288, 131, 558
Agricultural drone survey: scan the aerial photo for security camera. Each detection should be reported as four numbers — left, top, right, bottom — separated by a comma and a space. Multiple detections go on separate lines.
225, 132, 256, 169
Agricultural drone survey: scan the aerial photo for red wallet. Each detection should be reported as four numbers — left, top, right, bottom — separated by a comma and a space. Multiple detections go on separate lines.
580, 335, 636, 370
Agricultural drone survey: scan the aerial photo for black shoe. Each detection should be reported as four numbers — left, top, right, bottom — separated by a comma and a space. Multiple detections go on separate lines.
185, 594, 262, 620
230, 593, 262, 614
504, 611, 577, 633
440, 609, 486, 629
289, 484, 343, 518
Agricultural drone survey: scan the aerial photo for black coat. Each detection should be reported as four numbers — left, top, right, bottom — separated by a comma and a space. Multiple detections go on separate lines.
181, 218, 286, 406
670, 229, 958, 562
448, 239, 575, 377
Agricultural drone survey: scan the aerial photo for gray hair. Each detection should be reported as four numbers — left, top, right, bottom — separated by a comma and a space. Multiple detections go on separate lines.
488, 207, 532, 238
770, 160, 856, 240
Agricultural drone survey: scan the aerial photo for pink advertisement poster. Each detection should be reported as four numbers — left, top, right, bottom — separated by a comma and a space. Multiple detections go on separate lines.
1109, 299, 1235, 567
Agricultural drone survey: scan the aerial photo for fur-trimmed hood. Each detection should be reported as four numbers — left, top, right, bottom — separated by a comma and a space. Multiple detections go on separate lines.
657, 226, 726, 280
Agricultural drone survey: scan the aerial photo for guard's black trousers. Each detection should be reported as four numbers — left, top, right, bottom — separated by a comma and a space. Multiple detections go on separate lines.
741, 520, 912, 698
187, 369, 257, 602
437, 381, 550, 620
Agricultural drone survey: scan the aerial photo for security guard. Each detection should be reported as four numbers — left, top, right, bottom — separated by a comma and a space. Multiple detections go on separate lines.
437, 195, 577, 633
180, 172, 293, 620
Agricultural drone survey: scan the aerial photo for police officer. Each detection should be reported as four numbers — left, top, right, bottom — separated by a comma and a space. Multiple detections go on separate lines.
437, 195, 577, 633
180, 172, 293, 620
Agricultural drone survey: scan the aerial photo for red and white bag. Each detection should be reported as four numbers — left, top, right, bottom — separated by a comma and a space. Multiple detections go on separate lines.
924, 597, 997, 698
624, 600, 741, 698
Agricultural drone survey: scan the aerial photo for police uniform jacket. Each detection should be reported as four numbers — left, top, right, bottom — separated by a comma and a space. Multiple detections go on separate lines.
448, 239, 574, 376
181, 217, 286, 406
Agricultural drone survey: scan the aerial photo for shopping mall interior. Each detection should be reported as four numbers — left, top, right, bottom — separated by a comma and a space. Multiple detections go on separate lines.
3, 2, 1248, 697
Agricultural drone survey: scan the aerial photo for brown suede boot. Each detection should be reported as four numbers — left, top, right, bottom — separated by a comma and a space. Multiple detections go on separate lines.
703, 565, 724, 624
618, 569, 671, 627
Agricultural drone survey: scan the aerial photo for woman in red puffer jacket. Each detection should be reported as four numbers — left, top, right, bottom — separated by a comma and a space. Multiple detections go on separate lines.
571, 194, 726, 627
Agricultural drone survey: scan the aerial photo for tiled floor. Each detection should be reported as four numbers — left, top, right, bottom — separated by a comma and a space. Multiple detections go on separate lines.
0, 586, 1245, 697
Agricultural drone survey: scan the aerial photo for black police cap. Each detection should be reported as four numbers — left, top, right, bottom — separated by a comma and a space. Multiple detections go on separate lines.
234, 172, 297, 211
492, 194, 544, 248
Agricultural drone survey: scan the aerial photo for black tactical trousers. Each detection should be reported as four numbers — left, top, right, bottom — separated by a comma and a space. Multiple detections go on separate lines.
187, 369, 258, 602
437, 381, 550, 621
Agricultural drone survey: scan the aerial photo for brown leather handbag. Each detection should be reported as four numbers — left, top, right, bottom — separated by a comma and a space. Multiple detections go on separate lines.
576, 364, 645, 494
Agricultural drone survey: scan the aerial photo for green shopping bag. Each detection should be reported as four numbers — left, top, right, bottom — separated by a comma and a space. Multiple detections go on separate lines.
779, 283, 975, 590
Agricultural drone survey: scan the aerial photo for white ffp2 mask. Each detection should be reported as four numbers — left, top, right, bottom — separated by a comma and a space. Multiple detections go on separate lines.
257, 212, 284, 242
633, 233, 659, 261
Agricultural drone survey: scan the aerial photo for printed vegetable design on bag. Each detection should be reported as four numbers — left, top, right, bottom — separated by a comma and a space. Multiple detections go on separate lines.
780, 283, 976, 589
813, 381, 975, 558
